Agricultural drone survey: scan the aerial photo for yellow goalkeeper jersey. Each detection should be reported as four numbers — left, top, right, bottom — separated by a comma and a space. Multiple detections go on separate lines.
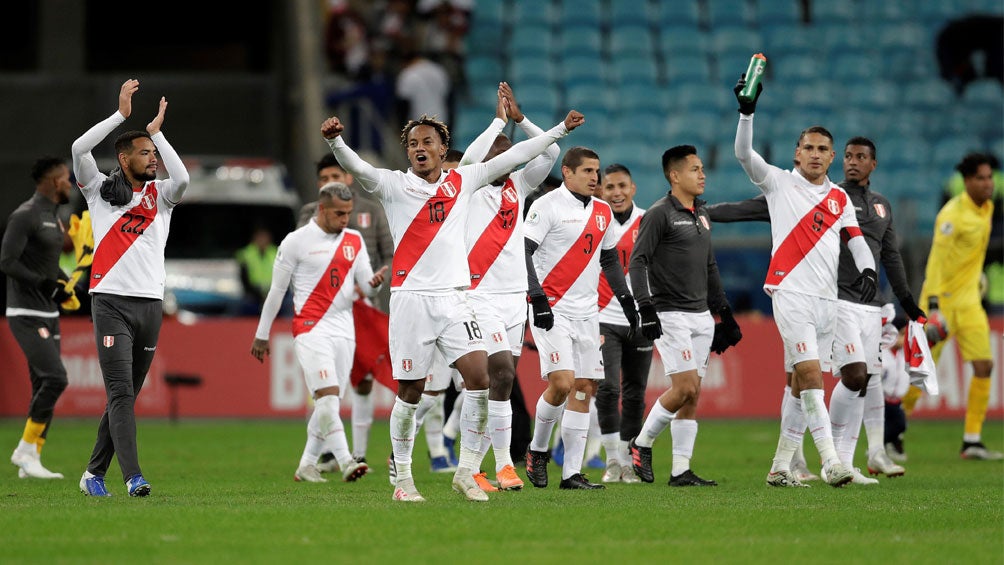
920, 191, 993, 310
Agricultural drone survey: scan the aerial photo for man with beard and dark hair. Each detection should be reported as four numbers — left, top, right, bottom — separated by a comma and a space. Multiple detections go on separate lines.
2, 156, 75, 480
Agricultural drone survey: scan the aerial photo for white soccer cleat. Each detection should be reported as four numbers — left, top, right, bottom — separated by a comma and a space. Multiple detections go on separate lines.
392, 478, 426, 502
791, 460, 820, 482
602, 462, 622, 483
294, 464, 328, 483
316, 458, 340, 474
766, 469, 809, 488
850, 468, 879, 485
620, 466, 642, 484
341, 460, 369, 482
11, 449, 63, 479
452, 468, 489, 502
822, 461, 854, 488
867, 449, 905, 477
961, 442, 1004, 461
885, 442, 907, 463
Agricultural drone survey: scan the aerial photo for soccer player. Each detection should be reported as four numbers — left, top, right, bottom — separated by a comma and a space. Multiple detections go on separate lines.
71, 79, 190, 497
592, 164, 651, 484
321, 100, 583, 502
523, 146, 640, 490
251, 182, 382, 483
732, 75, 877, 488
708, 137, 924, 483
627, 145, 739, 487
2, 157, 76, 479
915, 153, 999, 460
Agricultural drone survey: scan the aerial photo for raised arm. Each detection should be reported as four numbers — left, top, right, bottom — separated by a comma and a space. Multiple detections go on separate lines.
146, 97, 189, 204
502, 82, 559, 188
732, 76, 771, 186
72, 79, 138, 187
460, 88, 507, 166
706, 195, 770, 223
322, 117, 392, 193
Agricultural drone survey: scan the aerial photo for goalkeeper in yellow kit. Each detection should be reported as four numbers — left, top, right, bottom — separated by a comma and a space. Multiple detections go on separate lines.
908, 152, 999, 460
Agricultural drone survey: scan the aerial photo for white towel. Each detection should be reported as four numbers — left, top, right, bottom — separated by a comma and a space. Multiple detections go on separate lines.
904, 320, 939, 396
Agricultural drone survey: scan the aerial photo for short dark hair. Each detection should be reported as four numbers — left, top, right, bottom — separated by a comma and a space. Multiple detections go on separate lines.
957, 152, 994, 178
662, 145, 697, 172
114, 131, 152, 155
844, 136, 876, 159
796, 126, 834, 147
31, 156, 65, 183
561, 146, 600, 171
400, 114, 450, 148
444, 149, 464, 163
604, 163, 631, 177
316, 154, 345, 175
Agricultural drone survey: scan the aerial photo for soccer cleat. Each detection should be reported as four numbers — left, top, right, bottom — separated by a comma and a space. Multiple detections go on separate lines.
316, 452, 339, 474
452, 469, 489, 501
387, 453, 397, 486
392, 477, 425, 502
294, 464, 328, 483
766, 470, 809, 488
495, 465, 524, 491
551, 439, 564, 467
442, 435, 459, 467
472, 471, 499, 492
430, 455, 457, 473
629, 437, 654, 483
849, 467, 879, 485
354, 456, 372, 474
12, 451, 64, 479
620, 467, 642, 484
602, 461, 623, 483
822, 461, 854, 488
341, 459, 369, 482
668, 469, 717, 487
790, 460, 820, 482
559, 473, 605, 490
524, 448, 550, 488
126, 474, 151, 497
867, 449, 906, 477
961, 442, 1004, 460
885, 441, 907, 463
79, 472, 112, 497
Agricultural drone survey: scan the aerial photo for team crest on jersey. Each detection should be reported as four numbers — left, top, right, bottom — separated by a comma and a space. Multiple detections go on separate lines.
103, 335, 115, 348
631, 229, 639, 242
845, 344, 856, 354
343, 245, 356, 261
492, 332, 504, 344
595, 214, 607, 231
356, 212, 371, 228
141, 193, 156, 210
873, 203, 886, 218
37, 327, 50, 339
549, 351, 560, 364
826, 198, 841, 215
440, 181, 458, 198
681, 349, 692, 361
699, 216, 710, 230
502, 185, 518, 204
402, 359, 413, 372
796, 342, 808, 354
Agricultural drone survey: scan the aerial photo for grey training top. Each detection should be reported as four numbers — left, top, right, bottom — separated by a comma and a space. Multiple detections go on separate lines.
0, 193, 67, 314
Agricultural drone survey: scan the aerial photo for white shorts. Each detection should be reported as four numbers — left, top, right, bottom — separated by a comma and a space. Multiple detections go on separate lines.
426, 348, 465, 391
653, 310, 714, 377
389, 290, 487, 381
529, 313, 605, 380
831, 300, 882, 376
294, 333, 353, 397
469, 292, 527, 356
772, 290, 836, 372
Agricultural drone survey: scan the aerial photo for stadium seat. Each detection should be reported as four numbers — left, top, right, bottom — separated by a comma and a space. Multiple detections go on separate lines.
846, 80, 900, 109
962, 79, 1004, 107
659, 27, 710, 59
559, 54, 608, 89
877, 23, 929, 51
466, 55, 505, 85
672, 83, 729, 112
565, 83, 615, 115
608, 25, 656, 58
466, 21, 505, 57
829, 51, 883, 83
471, 0, 504, 28
809, 1, 855, 23
756, 0, 801, 27
931, 136, 986, 170
763, 25, 816, 58
655, 0, 701, 29
509, 56, 556, 87
901, 78, 957, 111
710, 27, 764, 57
509, 24, 554, 58
665, 110, 719, 146
513, 0, 556, 28
611, 111, 666, 146
557, 0, 601, 28
609, 56, 660, 87
790, 83, 836, 114
607, 0, 652, 28
666, 55, 713, 85
772, 55, 818, 83
558, 27, 603, 59
706, 0, 753, 29
876, 138, 932, 171
616, 88, 670, 115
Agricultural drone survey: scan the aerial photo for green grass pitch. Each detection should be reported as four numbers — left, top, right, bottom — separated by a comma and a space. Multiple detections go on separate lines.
0, 418, 1000, 564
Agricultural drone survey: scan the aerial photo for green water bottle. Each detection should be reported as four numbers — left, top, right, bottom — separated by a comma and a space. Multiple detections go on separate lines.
738, 53, 768, 103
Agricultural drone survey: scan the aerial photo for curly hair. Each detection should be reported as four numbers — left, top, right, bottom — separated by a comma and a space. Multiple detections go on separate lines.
400, 114, 450, 148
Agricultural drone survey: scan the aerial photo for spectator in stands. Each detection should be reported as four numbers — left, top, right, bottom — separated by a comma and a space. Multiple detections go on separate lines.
935, 15, 1004, 95
395, 37, 452, 125
323, 0, 372, 80
236, 226, 278, 315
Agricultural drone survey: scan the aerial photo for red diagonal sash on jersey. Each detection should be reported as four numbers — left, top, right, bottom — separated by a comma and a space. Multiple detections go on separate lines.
90, 183, 158, 289
468, 180, 520, 290
542, 201, 612, 306
391, 170, 462, 287
598, 215, 641, 309
293, 232, 361, 336
764, 187, 847, 287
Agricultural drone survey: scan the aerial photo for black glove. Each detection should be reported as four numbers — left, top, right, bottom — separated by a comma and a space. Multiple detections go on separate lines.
617, 294, 639, 340
529, 294, 554, 330
41, 279, 73, 304
711, 307, 742, 354
899, 295, 926, 322
639, 303, 662, 341
733, 74, 763, 115
853, 268, 878, 303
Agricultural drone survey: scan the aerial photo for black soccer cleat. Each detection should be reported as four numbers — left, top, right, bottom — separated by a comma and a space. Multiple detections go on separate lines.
629, 437, 654, 483
525, 448, 551, 488
559, 473, 605, 490
668, 469, 718, 487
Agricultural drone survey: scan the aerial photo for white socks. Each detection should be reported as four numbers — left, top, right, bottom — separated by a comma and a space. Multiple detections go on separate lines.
560, 409, 589, 479
351, 391, 373, 460
390, 397, 418, 480
772, 389, 805, 473
486, 399, 514, 471
602, 432, 620, 465
585, 398, 602, 462
442, 390, 464, 441
304, 395, 352, 468
635, 401, 675, 448
530, 396, 564, 452
417, 393, 448, 458
863, 375, 885, 457
671, 419, 698, 477
829, 380, 862, 466
802, 388, 839, 468
458, 389, 488, 471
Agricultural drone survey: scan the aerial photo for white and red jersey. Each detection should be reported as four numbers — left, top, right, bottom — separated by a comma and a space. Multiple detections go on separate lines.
326, 121, 567, 293
524, 187, 617, 319
598, 206, 644, 326
466, 170, 534, 294
256, 223, 373, 341
71, 111, 190, 300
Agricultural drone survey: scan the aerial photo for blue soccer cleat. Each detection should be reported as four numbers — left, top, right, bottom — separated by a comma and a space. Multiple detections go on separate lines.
551, 439, 564, 467
79, 472, 112, 497
126, 473, 151, 497
430, 454, 457, 473
442, 435, 459, 467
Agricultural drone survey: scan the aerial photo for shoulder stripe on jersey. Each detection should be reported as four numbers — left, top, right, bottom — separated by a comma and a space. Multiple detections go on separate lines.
468, 179, 519, 290
542, 201, 612, 306
598, 215, 641, 309
765, 187, 846, 287
90, 183, 158, 290
293, 232, 361, 337
390, 170, 461, 287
